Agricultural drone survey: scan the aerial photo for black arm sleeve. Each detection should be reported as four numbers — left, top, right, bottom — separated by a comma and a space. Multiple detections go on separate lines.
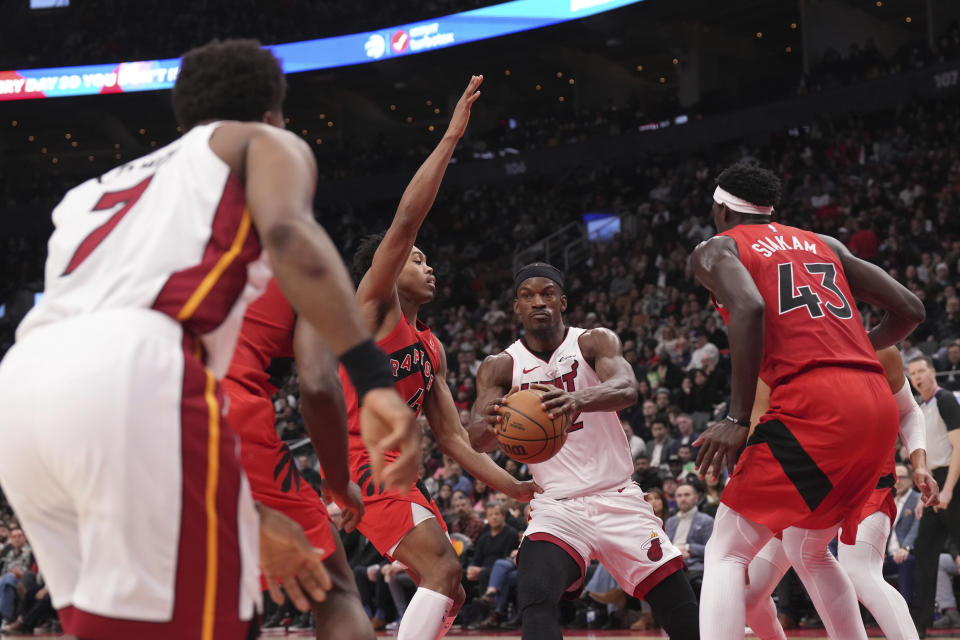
935, 390, 960, 432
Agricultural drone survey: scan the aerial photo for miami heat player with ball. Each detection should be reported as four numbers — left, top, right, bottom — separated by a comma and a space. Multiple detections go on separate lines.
470, 263, 700, 640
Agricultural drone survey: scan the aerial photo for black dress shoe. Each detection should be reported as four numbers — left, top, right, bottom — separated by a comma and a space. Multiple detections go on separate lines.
501, 611, 523, 630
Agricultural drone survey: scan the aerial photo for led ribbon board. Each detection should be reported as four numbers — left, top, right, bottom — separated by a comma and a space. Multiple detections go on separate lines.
0, 0, 643, 101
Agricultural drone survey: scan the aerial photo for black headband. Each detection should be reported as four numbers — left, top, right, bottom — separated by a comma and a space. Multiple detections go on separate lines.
514, 262, 565, 292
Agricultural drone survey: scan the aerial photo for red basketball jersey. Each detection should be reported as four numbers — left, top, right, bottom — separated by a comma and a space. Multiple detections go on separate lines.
226, 278, 296, 400
712, 222, 881, 387
341, 317, 441, 445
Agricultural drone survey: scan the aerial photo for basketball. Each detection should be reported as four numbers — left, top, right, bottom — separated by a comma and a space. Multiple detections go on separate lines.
496, 389, 569, 464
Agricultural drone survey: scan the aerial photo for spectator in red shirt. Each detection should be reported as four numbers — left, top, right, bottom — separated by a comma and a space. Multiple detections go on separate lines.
848, 220, 880, 261
449, 491, 486, 543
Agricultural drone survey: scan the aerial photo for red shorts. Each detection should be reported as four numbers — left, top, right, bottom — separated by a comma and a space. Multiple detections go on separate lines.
223, 378, 335, 558
723, 366, 898, 545
859, 455, 897, 525
348, 437, 446, 560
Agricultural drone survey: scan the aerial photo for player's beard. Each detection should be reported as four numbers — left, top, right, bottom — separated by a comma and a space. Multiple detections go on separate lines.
527, 321, 563, 344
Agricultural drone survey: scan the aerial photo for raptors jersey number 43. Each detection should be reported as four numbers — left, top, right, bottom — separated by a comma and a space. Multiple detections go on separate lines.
505, 327, 633, 499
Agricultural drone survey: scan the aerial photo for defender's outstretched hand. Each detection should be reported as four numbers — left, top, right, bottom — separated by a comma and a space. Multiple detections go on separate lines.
327, 481, 365, 533
508, 479, 544, 503
445, 75, 483, 140
913, 465, 940, 508
258, 503, 332, 611
694, 417, 749, 479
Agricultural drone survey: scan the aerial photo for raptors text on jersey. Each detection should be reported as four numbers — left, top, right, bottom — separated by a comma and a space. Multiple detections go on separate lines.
340, 318, 441, 457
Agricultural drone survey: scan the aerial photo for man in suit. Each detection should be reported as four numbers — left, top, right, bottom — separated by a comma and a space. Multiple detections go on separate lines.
670, 413, 702, 458
884, 464, 921, 605
664, 482, 714, 597
645, 419, 676, 470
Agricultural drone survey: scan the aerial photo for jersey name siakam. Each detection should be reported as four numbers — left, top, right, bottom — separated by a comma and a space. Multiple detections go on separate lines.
750, 234, 818, 258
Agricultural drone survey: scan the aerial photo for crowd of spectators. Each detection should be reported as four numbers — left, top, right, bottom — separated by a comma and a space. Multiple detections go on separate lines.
4, 67, 960, 633
248, 92, 960, 630
315, 21, 960, 186
0, 520, 59, 635
805, 22, 960, 93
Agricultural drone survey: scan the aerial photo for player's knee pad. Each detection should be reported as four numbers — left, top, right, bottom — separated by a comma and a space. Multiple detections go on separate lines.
645, 571, 700, 640
517, 565, 556, 609
517, 541, 581, 609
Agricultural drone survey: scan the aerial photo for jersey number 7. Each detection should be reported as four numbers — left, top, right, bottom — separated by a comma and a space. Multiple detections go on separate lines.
61, 176, 153, 276
777, 262, 853, 320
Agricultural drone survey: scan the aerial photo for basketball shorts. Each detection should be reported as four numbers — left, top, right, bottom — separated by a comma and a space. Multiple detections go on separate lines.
0, 309, 260, 640
857, 457, 897, 526
722, 366, 898, 545
521, 482, 684, 600
348, 440, 446, 560
222, 378, 335, 558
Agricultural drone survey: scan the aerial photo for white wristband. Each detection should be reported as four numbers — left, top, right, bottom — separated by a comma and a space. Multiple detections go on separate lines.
894, 377, 925, 455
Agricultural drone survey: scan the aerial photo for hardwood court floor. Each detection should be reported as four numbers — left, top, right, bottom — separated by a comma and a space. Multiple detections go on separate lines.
23, 629, 960, 639
409, 632, 960, 639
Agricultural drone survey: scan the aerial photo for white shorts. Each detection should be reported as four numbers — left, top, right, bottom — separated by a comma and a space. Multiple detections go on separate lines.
522, 482, 684, 599
0, 310, 259, 638
387, 503, 437, 557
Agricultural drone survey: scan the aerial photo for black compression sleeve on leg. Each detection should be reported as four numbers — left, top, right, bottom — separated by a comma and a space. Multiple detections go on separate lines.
644, 570, 701, 640
517, 540, 582, 640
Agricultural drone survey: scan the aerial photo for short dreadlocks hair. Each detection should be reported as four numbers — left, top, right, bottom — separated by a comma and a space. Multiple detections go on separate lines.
715, 162, 782, 209
172, 39, 286, 131
351, 232, 386, 286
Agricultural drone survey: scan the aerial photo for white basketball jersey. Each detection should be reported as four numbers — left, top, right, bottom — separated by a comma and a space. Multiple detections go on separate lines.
17, 122, 266, 376
504, 327, 633, 499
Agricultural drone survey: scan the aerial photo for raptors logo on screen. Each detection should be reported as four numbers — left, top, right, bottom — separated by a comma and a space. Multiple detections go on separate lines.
363, 34, 387, 59
519, 361, 584, 432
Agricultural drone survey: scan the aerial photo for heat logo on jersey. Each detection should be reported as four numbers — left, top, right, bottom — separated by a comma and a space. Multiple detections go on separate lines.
519, 360, 584, 432
641, 531, 663, 561
388, 342, 435, 413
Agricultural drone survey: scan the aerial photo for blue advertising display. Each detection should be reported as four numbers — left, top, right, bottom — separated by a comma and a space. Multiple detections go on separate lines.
1, 0, 643, 101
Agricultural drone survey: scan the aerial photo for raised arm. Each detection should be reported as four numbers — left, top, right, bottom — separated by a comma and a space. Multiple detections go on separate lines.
356, 76, 483, 324
689, 236, 765, 477
468, 353, 516, 453
293, 317, 364, 532
537, 328, 638, 420
424, 345, 539, 501
819, 234, 924, 349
